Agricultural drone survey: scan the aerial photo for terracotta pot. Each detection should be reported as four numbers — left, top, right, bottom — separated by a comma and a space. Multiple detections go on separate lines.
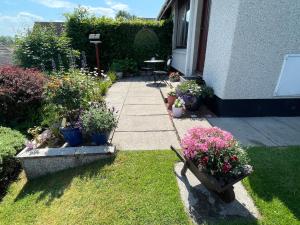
167, 95, 177, 110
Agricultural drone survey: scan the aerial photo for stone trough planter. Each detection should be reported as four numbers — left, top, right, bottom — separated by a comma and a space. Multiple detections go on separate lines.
16, 145, 116, 180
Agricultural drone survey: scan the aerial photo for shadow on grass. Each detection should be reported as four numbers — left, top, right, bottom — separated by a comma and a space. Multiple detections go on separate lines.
246, 147, 300, 220
14, 156, 116, 205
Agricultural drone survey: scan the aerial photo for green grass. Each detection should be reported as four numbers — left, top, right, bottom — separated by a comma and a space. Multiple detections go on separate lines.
1, 148, 300, 225
0, 151, 191, 225
240, 147, 300, 225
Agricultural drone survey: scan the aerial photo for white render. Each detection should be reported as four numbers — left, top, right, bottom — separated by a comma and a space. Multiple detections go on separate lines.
163, 0, 300, 100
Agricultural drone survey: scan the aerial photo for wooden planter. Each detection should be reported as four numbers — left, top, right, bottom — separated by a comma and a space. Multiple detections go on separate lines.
171, 146, 251, 203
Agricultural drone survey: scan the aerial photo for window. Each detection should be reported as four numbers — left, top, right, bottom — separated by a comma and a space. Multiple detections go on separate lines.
176, 0, 190, 48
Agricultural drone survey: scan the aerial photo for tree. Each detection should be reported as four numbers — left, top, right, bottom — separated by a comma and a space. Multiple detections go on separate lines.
0, 36, 14, 47
115, 10, 136, 20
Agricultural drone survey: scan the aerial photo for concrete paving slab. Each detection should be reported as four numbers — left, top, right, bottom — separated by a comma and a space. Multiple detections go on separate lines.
174, 162, 260, 224
112, 131, 180, 150
270, 117, 300, 132
173, 117, 212, 140
127, 90, 162, 97
125, 96, 164, 105
122, 104, 168, 116
116, 115, 174, 131
207, 118, 277, 146
105, 95, 126, 104
244, 117, 300, 146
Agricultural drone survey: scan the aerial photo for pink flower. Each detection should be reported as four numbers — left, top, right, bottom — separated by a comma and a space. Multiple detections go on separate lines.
222, 162, 232, 173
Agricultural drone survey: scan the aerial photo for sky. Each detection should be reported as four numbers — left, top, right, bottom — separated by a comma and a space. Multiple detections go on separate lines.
0, 0, 165, 36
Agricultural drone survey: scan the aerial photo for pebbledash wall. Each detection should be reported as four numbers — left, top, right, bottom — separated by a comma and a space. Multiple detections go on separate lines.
203, 0, 300, 116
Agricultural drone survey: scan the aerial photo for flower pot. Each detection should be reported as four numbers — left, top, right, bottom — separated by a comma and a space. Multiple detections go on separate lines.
60, 127, 83, 147
116, 72, 123, 79
91, 133, 108, 145
167, 95, 177, 110
182, 95, 201, 111
172, 106, 183, 118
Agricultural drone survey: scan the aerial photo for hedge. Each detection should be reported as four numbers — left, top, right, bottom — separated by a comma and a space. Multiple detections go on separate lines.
65, 8, 173, 70
0, 127, 25, 199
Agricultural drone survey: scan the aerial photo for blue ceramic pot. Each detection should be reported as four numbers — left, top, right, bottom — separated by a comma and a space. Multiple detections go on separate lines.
60, 127, 83, 147
91, 133, 108, 145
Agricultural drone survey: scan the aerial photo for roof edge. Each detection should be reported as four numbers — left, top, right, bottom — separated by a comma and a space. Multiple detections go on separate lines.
157, 0, 174, 20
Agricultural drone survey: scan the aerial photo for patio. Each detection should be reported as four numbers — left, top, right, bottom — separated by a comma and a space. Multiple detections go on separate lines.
106, 76, 300, 148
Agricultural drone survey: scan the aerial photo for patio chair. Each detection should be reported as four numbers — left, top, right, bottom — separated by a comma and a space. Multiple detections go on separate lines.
153, 56, 172, 84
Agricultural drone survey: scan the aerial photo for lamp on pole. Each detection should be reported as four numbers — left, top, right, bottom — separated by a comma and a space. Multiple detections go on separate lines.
89, 33, 101, 73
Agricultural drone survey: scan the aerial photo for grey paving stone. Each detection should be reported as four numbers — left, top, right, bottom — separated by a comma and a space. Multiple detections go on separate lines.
122, 104, 168, 116
174, 162, 260, 224
244, 117, 300, 146
173, 117, 212, 140
112, 131, 180, 150
207, 118, 277, 146
127, 89, 162, 97
116, 115, 174, 131
272, 117, 300, 132
125, 96, 164, 105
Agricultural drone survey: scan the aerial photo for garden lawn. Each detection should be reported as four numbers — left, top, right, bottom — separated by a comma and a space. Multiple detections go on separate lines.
0, 151, 191, 225
1, 148, 299, 225
241, 147, 300, 225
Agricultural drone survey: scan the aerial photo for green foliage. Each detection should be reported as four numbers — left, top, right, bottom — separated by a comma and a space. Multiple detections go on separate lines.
81, 106, 117, 134
115, 10, 136, 20
107, 70, 117, 83
0, 127, 24, 164
0, 127, 25, 199
14, 25, 79, 71
133, 28, 160, 66
0, 36, 14, 47
176, 80, 214, 98
99, 79, 112, 96
65, 7, 173, 69
43, 69, 105, 126
111, 58, 138, 74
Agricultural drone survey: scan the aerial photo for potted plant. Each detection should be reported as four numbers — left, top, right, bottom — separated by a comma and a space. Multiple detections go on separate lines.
172, 98, 184, 118
169, 72, 180, 82
167, 89, 177, 110
81, 106, 117, 145
60, 113, 83, 147
179, 127, 253, 202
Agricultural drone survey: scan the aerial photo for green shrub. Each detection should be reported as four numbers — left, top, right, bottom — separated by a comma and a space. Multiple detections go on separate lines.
14, 25, 79, 71
65, 7, 173, 70
0, 127, 25, 199
107, 70, 117, 83
99, 79, 112, 96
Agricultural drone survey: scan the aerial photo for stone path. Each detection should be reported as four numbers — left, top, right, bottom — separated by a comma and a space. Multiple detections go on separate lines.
208, 117, 300, 147
106, 77, 180, 150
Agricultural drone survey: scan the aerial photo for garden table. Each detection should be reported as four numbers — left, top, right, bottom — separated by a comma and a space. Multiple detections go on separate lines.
144, 59, 165, 85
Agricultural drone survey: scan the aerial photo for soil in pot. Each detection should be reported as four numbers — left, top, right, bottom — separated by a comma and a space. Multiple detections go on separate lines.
91, 133, 108, 145
60, 127, 83, 147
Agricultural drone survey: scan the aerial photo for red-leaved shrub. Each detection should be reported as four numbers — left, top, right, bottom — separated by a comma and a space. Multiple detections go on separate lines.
0, 66, 47, 122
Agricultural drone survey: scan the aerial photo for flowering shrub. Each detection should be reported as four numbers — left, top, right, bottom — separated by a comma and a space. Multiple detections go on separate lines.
0, 65, 47, 122
181, 127, 252, 181
169, 72, 180, 82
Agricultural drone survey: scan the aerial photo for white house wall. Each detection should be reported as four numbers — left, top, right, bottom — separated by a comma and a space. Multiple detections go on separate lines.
222, 0, 300, 99
203, 0, 240, 99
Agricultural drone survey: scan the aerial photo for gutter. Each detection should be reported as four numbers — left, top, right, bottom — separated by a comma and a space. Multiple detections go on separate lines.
157, 0, 174, 20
